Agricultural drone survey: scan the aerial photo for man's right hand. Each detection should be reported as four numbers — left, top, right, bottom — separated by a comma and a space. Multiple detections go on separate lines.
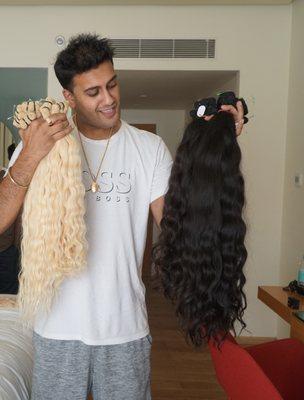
19, 113, 73, 163
0, 112, 73, 234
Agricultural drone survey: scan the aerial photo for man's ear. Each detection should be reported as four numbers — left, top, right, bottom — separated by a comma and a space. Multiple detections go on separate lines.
63, 89, 76, 110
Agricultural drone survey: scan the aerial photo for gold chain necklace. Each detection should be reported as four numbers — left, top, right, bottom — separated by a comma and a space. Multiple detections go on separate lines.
75, 117, 113, 193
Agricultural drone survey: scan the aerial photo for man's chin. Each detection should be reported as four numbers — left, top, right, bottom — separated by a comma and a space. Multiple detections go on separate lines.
104, 115, 120, 129
97, 120, 119, 132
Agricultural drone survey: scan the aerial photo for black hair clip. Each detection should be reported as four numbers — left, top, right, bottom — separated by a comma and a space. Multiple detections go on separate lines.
190, 97, 217, 119
190, 91, 249, 124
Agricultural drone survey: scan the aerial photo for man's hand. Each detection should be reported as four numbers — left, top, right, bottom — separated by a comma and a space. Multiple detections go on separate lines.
19, 113, 73, 163
220, 100, 244, 136
203, 100, 245, 136
151, 196, 165, 228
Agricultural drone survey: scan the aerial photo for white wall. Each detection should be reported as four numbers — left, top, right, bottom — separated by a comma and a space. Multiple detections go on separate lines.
121, 109, 186, 156
0, 4, 293, 336
278, 0, 304, 337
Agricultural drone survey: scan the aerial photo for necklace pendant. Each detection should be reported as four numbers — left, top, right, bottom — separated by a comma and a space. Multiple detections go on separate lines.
91, 181, 99, 193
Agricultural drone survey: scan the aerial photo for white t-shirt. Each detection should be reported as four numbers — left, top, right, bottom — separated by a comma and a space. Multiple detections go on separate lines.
8, 120, 173, 345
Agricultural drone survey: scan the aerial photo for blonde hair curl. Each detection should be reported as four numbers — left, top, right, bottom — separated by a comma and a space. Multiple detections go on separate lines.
13, 98, 87, 323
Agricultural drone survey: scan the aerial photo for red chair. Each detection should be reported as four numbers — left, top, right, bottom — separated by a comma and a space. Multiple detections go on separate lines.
208, 333, 304, 400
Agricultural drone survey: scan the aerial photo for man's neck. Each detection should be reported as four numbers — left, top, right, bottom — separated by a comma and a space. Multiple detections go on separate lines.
76, 118, 122, 140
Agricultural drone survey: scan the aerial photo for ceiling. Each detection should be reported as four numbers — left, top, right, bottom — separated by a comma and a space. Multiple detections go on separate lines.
118, 70, 238, 110
0, 0, 293, 5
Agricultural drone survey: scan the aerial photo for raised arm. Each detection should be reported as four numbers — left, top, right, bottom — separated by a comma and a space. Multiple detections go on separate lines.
0, 114, 72, 234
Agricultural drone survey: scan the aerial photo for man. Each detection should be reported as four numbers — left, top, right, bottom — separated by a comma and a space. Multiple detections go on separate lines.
0, 34, 244, 399
2, 33, 170, 400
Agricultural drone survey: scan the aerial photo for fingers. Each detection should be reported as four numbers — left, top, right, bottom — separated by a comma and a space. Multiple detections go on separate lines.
51, 112, 69, 122
220, 101, 244, 120
234, 101, 245, 136
44, 112, 69, 127
201, 102, 245, 136
220, 104, 238, 118
48, 120, 70, 136
235, 119, 244, 136
220, 101, 245, 136
51, 125, 73, 142
236, 100, 244, 120
15, 116, 71, 143
203, 115, 214, 121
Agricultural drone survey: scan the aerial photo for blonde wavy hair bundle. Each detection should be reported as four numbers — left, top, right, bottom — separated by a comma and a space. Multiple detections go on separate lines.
13, 98, 87, 323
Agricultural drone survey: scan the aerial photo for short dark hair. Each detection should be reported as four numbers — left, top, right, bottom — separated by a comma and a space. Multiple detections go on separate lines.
54, 33, 114, 90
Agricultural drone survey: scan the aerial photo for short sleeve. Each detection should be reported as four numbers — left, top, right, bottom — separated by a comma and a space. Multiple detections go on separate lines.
3, 141, 23, 177
150, 138, 173, 203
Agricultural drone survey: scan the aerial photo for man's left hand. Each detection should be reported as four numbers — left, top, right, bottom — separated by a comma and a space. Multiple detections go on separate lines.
220, 100, 244, 136
203, 100, 245, 136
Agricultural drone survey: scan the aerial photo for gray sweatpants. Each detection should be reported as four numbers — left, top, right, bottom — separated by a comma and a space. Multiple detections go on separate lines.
31, 332, 152, 400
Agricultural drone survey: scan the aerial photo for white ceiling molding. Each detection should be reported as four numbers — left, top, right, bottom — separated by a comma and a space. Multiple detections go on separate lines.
0, 0, 293, 5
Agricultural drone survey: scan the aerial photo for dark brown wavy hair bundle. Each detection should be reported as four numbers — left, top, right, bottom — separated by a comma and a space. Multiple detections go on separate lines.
153, 112, 247, 346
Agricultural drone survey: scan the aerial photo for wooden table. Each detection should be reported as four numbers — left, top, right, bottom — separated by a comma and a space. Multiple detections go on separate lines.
258, 285, 304, 342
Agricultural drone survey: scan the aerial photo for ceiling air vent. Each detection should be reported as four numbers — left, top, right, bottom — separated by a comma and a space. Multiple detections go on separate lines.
141, 39, 173, 58
109, 39, 216, 59
111, 39, 140, 58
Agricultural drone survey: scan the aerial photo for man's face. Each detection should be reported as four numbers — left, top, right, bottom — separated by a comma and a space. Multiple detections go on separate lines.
65, 60, 120, 130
